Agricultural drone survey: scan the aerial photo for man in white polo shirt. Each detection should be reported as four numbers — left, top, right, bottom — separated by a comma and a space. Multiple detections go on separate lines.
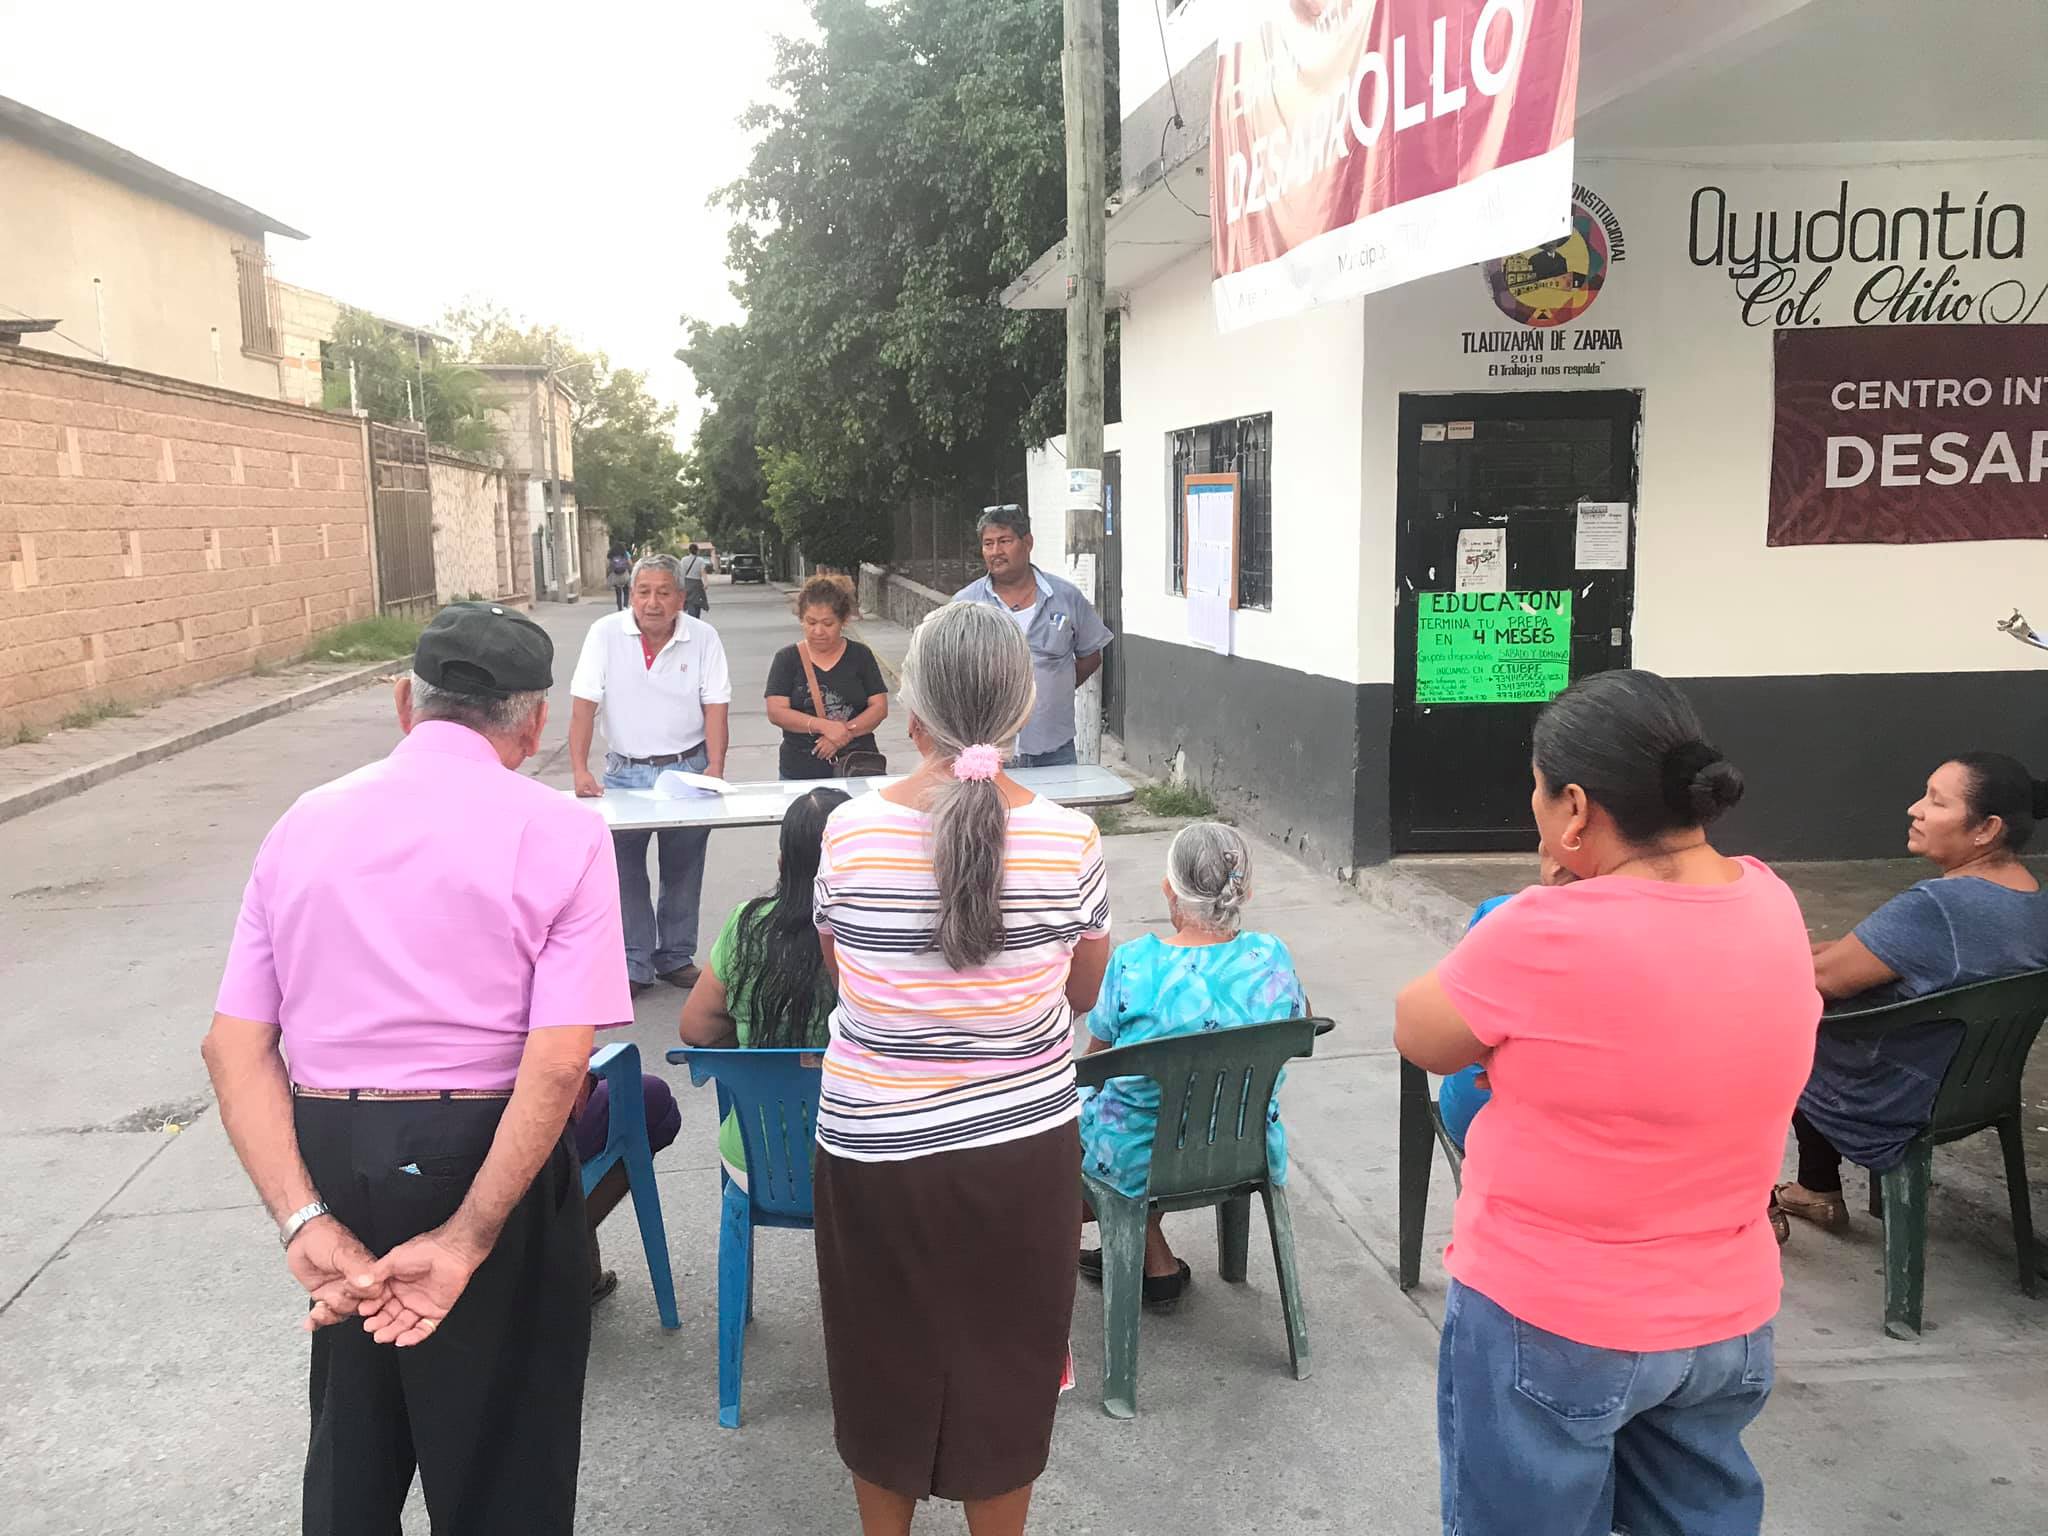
569, 553, 731, 994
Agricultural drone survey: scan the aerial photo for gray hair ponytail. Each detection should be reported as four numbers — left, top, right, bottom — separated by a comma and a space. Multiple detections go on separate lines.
901, 602, 1038, 968
1166, 822, 1252, 933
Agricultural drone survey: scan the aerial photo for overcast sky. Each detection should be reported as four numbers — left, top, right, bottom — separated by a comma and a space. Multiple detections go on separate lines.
0, 0, 813, 441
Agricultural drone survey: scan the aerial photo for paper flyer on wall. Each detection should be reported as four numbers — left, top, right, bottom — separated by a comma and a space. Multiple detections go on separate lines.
1573, 503, 1629, 570
1184, 483, 1238, 655
1454, 528, 1506, 592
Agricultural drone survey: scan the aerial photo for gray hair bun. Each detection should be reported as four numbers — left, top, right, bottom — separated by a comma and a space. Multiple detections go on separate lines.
1166, 822, 1252, 933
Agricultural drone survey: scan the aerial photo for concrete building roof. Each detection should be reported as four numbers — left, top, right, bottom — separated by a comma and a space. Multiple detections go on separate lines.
0, 94, 307, 241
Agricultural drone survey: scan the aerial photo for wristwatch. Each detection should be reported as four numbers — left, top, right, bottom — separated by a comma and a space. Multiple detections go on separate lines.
279, 1200, 331, 1250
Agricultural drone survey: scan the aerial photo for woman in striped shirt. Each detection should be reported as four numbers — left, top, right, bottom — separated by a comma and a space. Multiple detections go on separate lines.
812, 601, 1110, 1536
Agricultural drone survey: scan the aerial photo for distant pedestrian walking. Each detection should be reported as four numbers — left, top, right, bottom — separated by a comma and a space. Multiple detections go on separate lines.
680, 543, 712, 618
607, 547, 632, 610
202, 602, 631, 1536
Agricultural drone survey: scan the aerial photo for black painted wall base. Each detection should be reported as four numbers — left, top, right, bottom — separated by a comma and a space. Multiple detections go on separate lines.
1682, 669, 2048, 861
1120, 632, 2048, 868
1117, 634, 1380, 871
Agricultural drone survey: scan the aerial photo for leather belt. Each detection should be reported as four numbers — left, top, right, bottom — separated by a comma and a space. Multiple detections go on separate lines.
616, 744, 706, 767
292, 1084, 513, 1101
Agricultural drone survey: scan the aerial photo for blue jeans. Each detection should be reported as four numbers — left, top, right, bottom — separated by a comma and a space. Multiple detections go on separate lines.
1013, 741, 1078, 769
1439, 1281, 1773, 1536
603, 751, 710, 984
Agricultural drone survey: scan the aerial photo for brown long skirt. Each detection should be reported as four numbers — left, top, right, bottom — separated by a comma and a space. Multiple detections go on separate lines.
813, 1123, 1082, 1502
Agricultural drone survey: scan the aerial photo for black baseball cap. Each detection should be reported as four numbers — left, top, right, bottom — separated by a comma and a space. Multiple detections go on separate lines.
413, 602, 554, 698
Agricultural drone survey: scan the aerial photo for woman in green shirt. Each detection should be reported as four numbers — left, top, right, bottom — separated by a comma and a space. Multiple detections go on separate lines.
679, 786, 848, 1181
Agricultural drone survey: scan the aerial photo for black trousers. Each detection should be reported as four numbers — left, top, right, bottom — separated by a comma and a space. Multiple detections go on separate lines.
295, 1096, 591, 1536
1792, 1107, 1846, 1194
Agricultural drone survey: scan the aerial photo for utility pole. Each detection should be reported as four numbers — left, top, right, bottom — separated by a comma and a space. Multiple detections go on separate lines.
1062, 0, 1108, 764
543, 350, 569, 603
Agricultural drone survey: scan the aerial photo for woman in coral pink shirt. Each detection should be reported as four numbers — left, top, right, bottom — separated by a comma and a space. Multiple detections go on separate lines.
1396, 671, 1819, 1536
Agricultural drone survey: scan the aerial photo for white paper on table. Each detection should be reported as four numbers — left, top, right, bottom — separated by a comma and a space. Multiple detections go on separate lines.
1574, 502, 1631, 570
718, 792, 802, 820
1454, 527, 1506, 593
652, 769, 736, 799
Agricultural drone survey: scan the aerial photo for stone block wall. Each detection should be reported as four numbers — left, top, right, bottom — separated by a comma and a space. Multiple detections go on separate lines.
428, 452, 517, 605
857, 562, 948, 633
0, 350, 375, 732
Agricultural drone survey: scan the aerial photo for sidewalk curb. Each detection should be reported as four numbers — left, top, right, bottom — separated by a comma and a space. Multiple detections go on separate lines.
0, 660, 410, 827
1345, 865, 1474, 951
845, 620, 901, 687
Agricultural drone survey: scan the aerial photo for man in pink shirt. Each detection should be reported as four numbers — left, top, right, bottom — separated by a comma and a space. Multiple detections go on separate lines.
202, 602, 633, 1536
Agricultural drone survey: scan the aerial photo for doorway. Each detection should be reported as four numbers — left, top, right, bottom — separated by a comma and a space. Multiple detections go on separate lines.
1390, 391, 1641, 852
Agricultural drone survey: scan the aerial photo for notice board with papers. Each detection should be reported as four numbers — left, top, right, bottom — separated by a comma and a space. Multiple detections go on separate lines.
1183, 472, 1240, 655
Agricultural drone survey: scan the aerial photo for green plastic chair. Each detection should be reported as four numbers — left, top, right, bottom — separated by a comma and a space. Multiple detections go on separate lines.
1819, 969, 2048, 1339
1396, 1059, 1466, 1292
1074, 1015, 1328, 1419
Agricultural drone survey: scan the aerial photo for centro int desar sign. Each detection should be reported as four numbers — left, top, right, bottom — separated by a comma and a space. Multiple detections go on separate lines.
1210, 0, 1582, 331
1769, 325, 2048, 545
1416, 588, 1573, 704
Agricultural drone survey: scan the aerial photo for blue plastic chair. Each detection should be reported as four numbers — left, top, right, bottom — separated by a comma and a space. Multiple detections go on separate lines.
581, 1042, 679, 1330
668, 1046, 825, 1428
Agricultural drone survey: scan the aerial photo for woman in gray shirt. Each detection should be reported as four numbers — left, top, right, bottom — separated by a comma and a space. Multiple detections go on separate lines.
1778, 752, 2048, 1232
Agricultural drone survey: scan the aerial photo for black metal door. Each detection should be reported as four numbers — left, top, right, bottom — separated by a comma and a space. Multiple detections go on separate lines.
1101, 450, 1125, 740
1391, 391, 1641, 852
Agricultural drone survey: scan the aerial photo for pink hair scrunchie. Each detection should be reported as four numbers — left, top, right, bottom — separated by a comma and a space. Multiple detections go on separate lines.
953, 744, 1002, 782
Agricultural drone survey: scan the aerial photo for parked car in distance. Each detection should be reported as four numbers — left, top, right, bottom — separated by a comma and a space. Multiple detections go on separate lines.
727, 552, 766, 584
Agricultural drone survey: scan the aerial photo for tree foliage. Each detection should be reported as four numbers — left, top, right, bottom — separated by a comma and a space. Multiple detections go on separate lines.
678, 0, 1117, 565
438, 301, 689, 549
321, 308, 496, 456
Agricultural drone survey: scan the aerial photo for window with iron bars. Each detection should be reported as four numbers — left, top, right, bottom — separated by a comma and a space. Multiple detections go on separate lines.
1167, 413, 1273, 610
233, 244, 279, 357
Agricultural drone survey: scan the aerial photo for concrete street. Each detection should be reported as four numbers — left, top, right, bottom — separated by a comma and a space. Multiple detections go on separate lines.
2, 584, 2044, 1534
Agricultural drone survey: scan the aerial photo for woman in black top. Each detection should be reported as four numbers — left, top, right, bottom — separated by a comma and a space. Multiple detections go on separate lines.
765, 574, 890, 779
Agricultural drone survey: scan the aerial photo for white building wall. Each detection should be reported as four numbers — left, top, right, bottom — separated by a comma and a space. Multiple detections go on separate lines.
1358, 145, 2048, 685
1118, 249, 1369, 684
1023, 422, 1126, 557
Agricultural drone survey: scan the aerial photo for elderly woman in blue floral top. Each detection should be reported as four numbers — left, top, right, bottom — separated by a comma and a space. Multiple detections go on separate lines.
1077, 822, 1308, 1308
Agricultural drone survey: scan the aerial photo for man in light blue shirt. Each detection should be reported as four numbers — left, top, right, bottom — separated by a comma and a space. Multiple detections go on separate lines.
953, 505, 1113, 766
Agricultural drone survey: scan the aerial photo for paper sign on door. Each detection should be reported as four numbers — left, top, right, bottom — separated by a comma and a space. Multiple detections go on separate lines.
1574, 503, 1630, 570
1454, 528, 1506, 593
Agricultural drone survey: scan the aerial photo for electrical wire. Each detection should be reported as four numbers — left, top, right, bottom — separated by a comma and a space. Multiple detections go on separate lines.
1159, 111, 1209, 223
0, 299, 102, 360
1151, 0, 1208, 222
1152, 0, 1184, 127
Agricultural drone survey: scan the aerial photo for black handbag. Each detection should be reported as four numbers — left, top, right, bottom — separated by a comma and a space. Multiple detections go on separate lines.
799, 644, 888, 779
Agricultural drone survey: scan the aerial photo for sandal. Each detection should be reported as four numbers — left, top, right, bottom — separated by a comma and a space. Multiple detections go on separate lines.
1143, 1259, 1193, 1312
590, 1269, 620, 1306
1773, 1182, 1848, 1233
1077, 1249, 1192, 1310
1768, 1195, 1791, 1246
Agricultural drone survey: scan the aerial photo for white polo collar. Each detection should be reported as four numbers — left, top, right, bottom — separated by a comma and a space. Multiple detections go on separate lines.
629, 612, 692, 656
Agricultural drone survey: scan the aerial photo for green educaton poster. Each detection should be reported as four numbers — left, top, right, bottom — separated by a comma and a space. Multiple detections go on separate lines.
1415, 588, 1573, 705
